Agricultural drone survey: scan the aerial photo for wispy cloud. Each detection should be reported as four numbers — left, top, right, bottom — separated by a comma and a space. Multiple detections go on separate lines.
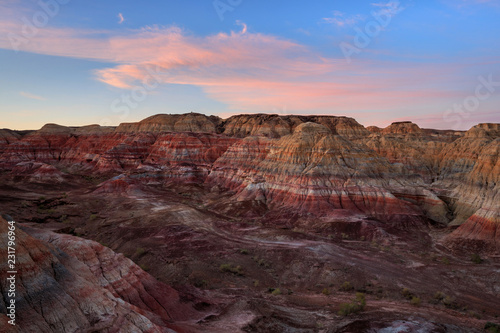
19, 91, 46, 101
371, 1, 405, 16
118, 13, 125, 24
322, 11, 365, 27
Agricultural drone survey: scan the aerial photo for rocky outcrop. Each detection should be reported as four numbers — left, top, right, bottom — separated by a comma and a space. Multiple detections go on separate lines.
0, 216, 204, 332
208, 122, 448, 226
437, 124, 499, 226
221, 114, 369, 139
444, 207, 500, 253
116, 113, 221, 133
11, 162, 65, 183
382, 121, 422, 134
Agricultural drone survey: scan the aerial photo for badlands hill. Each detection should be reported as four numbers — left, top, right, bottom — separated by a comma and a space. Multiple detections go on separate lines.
0, 113, 499, 332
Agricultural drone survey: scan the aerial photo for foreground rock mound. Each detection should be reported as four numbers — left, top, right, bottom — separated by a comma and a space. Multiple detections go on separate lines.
0, 216, 205, 332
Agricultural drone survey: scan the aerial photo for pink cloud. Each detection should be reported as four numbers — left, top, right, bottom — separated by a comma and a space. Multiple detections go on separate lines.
0, 8, 490, 128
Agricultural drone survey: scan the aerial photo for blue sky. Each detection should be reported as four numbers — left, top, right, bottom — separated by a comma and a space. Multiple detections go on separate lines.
0, 0, 499, 130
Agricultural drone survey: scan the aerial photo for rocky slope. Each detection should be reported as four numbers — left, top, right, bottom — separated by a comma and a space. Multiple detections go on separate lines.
0, 215, 212, 332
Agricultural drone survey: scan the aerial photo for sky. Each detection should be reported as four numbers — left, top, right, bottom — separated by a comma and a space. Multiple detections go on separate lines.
0, 0, 499, 130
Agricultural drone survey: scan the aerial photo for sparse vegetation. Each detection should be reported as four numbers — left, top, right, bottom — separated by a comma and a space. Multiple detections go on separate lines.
338, 292, 366, 316
471, 253, 483, 264
485, 322, 500, 333
432, 291, 459, 309
139, 264, 150, 271
239, 248, 249, 255
253, 280, 259, 287
322, 288, 331, 296
443, 296, 459, 309
135, 247, 146, 256
252, 256, 270, 268
89, 214, 97, 220
340, 281, 354, 292
401, 288, 414, 300
410, 296, 421, 306
219, 264, 244, 276
271, 288, 281, 295
434, 291, 445, 301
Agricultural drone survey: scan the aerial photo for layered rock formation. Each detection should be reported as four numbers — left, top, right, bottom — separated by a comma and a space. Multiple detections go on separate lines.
0, 113, 498, 250
220, 114, 369, 139
208, 122, 447, 227
116, 113, 220, 133
0, 216, 204, 332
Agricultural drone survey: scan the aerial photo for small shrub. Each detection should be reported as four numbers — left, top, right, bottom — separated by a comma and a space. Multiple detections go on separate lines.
410, 296, 421, 306
139, 264, 150, 271
401, 288, 414, 300
89, 214, 97, 220
271, 288, 281, 295
257, 259, 269, 268
355, 292, 366, 306
434, 291, 445, 301
322, 288, 331, 296
485, 322, 500, 333
219, 264, 244, 276
338, 293, 366, 316
239, 248, 249, 255
340, 281, 354, 292
471, 253, 483, 264
135, 247, 146, 256
441, 257, 450, 265
443, 296, 458, 309
253, 280, 260, 287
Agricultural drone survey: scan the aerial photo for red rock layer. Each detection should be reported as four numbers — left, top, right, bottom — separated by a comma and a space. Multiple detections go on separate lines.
444, 207, 500, 252
0, 217, 203, 332
0, 129, 20, 154
0, 114, 497, 233
208, 122, 445, 226
362, 121, 460, 183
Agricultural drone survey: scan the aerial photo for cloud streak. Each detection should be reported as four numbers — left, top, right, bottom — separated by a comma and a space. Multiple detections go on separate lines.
323, 11, 365, 27
19, 91, 46, 101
